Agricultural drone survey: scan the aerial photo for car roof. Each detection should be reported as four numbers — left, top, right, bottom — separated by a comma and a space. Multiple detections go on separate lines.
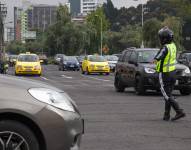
123, 48, 159, 53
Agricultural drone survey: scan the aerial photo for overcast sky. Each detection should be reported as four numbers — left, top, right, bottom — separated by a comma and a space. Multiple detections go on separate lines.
1, 0, 148, 27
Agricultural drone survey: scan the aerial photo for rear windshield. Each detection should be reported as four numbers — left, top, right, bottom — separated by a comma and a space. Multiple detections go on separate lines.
89, 56, 106, 62
138, 50, 158, 63
64, 56, 78, 62
18, 55, 39, 62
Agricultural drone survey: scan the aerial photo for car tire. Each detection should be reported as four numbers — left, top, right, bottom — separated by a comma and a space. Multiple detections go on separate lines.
81, 68, 85, 74
86, 67, 90, 75
135, 76, 145, 95
0, 120, 40, 150
106, 72, 110, 75
114, 74, 125, 92
179, 88, 191, 95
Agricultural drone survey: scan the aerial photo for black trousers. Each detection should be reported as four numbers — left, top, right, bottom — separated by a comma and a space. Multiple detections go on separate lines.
158, 71, 182, 115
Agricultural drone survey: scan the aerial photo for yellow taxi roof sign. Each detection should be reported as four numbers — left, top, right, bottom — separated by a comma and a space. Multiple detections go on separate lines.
26, 52, 31, 54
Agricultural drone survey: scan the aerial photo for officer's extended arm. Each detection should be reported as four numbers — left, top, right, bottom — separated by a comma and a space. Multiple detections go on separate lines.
154, 46, 168, 61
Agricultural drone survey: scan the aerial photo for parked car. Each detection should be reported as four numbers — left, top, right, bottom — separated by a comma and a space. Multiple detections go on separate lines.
81, 55, 110, 75
39, 54, 48, 65
15, 52, 42, 76
58, 56, 80, 71
0, 75, 84, 150
178, 51, 191, 69
104, 55, 119, 72
8, 54, 18, 67
77, 55, 85, 68
115, 48, 191, 95
54, 54, 65, 64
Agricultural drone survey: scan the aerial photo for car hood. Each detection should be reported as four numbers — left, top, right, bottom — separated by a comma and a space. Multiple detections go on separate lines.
16, 62, 40, 66
0, 75, 62, 92
141, 63, 188, 70
89, 61, 108, 65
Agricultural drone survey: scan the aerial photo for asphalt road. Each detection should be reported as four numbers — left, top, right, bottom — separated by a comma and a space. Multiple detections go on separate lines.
8, 65, 191, 150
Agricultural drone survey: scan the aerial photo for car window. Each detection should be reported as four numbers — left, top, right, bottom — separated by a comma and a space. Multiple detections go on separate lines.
88, 56, 106, 62
124, 51, 132, 62
138, 50, 158, 63
129, 52, 137, 63
18, 55, 39, 62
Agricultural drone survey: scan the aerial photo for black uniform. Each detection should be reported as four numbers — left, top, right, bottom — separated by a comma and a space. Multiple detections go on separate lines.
154, 45, 184, 121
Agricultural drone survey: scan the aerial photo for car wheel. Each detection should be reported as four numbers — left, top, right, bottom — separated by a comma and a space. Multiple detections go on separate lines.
86, 67, 90, 75
0, 120, 39, 150
81, 68, 85, 74
114, 75, 125, 92
179, 88, 191, 95
135, 76, 145, 95
106, 72, 110, 75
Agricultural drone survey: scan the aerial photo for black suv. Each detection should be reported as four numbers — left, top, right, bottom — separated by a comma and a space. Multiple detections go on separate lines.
178, 51, 191, 69
114, 48, 191, 95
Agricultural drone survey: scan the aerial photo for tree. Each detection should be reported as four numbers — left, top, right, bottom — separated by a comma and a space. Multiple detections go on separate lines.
86, 7, 110, 54
162, 16, 183, 51
143, 18, 162, 48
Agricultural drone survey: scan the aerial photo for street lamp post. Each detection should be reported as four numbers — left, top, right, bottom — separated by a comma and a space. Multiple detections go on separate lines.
134, 0, 144, 48
95, 15, 103, 56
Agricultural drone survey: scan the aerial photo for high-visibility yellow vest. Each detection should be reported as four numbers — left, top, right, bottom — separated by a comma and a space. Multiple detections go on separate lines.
156, 43, 176, 72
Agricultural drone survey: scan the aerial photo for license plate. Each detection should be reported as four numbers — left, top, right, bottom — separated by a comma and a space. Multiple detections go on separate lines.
175, 80, 179, 85
70, 65, 74, 67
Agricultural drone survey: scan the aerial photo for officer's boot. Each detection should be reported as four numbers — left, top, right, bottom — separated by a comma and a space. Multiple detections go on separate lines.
170, 99, 186, 121
163, 101, 171, 121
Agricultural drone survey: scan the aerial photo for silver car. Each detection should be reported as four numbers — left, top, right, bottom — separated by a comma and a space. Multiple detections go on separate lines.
0, 75, 84, 150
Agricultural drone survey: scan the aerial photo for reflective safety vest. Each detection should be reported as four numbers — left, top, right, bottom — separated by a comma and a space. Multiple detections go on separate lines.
156, 43, 177, 72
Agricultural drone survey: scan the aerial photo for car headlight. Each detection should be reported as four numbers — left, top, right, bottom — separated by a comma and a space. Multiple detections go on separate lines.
105, 65, 109, 68
28, 88, 75, 112
16, 65, 23, 70
144, 67, 156, 74
184, 67, 190, 74
34, 65, 41, 70
90, 64, 95, 68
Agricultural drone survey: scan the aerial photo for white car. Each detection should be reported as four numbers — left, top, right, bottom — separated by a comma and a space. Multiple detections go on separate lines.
104, 55, 119, 72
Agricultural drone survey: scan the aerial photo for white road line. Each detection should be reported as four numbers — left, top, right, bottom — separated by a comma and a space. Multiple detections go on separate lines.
41, 76, 49, 81
81, 75, 111, 82
61, 75, 73, 79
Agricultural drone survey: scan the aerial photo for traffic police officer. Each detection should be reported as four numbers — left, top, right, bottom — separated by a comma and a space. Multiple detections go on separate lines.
153, 26, 186, 121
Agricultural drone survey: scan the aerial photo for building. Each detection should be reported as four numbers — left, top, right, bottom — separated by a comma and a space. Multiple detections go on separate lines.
14, 7, 22, 41
80, 0, 98, 15
20, 11, 28, 43
27, 5, 57, 31
69, 0, 81, 17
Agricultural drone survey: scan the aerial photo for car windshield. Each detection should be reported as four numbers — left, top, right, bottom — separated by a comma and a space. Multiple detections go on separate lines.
77, 56, 85, 62
89, 56, 106, 62
105, 56, 118, 61
138, 50, 158, 63
64, 56, 78, 62
18, 55, 39, 62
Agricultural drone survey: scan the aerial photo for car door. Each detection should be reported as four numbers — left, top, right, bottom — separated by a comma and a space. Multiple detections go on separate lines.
127, 51, 138, 86
120, 51, 132, 85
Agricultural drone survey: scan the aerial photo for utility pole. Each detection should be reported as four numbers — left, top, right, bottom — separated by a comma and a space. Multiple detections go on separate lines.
0, 2, 7, 60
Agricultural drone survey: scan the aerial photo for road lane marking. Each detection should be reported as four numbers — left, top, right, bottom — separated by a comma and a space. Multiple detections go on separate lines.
41, 76, 49, 81
61, 75, 73, 79
81, 75, 111, 82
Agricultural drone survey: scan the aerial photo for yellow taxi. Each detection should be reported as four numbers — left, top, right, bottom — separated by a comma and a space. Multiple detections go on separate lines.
15, 53, 42, 76
82, 55, 110, 75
